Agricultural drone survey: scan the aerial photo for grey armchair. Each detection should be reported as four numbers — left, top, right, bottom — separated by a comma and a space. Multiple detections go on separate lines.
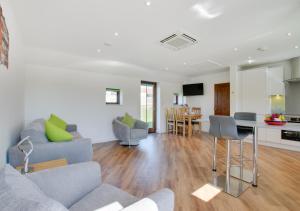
113, 117, 148, 146
0, 162, 175, 211
8, 119, 93, 167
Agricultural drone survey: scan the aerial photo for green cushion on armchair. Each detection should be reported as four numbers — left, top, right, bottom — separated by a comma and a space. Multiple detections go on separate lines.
121, 113, 136, 128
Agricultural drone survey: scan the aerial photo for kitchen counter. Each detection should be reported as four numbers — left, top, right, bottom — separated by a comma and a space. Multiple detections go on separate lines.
236, 120, 300, 131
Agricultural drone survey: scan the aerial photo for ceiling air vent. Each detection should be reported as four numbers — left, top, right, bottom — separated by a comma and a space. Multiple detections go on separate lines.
160, 32, 198, 51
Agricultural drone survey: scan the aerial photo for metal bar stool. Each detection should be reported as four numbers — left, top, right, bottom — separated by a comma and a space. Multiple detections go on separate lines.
209, 115, 250, 197
232, 112, 256, 183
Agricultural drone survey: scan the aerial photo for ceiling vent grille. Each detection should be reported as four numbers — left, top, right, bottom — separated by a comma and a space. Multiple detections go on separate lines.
160, 32, 198, 51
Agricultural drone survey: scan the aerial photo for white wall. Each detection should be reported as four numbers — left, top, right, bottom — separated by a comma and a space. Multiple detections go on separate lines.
184, 71, 230, 119
0, 1, 25, 167
25, 65, 181, 143
184, 71, 230, 131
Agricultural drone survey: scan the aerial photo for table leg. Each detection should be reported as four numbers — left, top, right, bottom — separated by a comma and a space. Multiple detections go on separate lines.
188, 116, 192, 138
252, 126, 258, 187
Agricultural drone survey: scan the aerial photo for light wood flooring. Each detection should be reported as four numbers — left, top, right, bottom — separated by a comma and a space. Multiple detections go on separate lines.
93, 133, 300, 211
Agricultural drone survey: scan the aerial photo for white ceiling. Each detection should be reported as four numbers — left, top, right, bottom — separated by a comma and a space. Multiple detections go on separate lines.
10, 0, 300, 77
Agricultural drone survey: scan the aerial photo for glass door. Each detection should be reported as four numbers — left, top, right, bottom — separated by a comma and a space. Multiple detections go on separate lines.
141, 81, 156, 133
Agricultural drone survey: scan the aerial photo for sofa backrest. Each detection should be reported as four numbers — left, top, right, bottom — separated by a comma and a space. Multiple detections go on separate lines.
20, 119, 49, 144
0, 164, 68, 211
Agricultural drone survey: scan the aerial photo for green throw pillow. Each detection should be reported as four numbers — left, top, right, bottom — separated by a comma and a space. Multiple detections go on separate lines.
121, 113, 136, 128
49, 114, 67, 130
45, 121, 73, 142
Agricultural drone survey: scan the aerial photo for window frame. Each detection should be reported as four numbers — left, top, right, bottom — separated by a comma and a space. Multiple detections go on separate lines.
105, 88, 121, 105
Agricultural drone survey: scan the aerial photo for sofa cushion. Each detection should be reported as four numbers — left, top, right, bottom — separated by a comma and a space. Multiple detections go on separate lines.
69, 183, 138, 211
45, 121, 73, 142
130, 129, 147, 140
20, 119, 49, 144
0, 165, 67, 211
49, 114, 67, 130
121, 113, 135, 128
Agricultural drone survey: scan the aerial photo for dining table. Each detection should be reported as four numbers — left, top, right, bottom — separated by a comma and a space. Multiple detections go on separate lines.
184, 113, 202, 138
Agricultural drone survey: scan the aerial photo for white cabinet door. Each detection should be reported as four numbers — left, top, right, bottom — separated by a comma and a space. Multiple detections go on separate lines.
240, 68, 268, 115
267, 66, 285, 96
266, 129, 281, 143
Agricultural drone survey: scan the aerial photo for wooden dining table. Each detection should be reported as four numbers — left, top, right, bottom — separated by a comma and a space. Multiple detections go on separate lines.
184, 113, 202, 138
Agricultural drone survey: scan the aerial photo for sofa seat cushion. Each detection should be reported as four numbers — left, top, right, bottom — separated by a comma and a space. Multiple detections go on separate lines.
0, 165, 67, 211
69, 183, 138, 211
130, 129, 147, 140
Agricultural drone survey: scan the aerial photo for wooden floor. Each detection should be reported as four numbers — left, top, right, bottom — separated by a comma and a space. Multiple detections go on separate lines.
93, 133, 300, 211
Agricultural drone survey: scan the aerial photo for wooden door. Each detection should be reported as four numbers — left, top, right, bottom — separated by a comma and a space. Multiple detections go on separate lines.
214, 83, 230, 116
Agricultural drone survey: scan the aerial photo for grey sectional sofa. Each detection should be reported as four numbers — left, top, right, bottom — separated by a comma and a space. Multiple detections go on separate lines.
8, 119, 93, 167
113, 117, 148, 146
0, 162, 175, 211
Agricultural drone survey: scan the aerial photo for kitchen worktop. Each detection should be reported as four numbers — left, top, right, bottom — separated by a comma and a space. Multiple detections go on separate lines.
236, 120, 300, 131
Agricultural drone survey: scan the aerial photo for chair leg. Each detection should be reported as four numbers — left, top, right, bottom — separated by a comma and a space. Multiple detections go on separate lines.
226, 139, 231, 191
212, 137, 217, 171
183, 124, 185, 136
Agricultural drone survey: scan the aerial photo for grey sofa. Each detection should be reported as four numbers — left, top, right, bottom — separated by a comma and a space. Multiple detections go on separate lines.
113, 117, 148, 146
0, 162, 174, 211
8, 119, 93, 167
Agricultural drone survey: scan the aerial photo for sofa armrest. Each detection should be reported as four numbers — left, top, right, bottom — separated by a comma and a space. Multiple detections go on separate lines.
112, 119, 130, 140
146, 188, 174, 211
134, 120, 148, 130
8, 139, 93, 167
66, 124, 77, 132
27, 161, 101, 208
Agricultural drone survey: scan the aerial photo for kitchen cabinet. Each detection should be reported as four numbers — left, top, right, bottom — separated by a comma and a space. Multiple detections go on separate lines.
239, 68, 269, 115
267, 66, 285, 96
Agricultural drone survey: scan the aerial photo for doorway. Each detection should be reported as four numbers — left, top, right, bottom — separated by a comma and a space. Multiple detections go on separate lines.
214, 83, 230, 116
141, 81, 157, 133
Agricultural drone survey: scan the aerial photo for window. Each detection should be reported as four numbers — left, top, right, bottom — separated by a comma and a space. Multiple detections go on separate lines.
173, 93, 179, 105
106, 88, 120, 104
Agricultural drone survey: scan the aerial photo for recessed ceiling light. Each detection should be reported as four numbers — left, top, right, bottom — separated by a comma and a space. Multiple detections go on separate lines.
295, 45, 299, 49
165, 67, 169, 70
233, 48, 238, 51
248, 59, 254, 64
183, 62, 187, 65
287, 32, 292, 36
114, 32, 119, 36
97, 49, 101, 53
146, 1, 151, 6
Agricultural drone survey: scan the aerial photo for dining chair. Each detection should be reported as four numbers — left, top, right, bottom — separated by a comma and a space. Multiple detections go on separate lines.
166, 108, 175, 134
191, 107, 201, 134
175, 108, 187, 136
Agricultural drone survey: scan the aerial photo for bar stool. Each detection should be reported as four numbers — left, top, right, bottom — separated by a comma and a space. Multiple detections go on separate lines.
209, 115, 250, 197
209, 116, 222, 171
233, 112, 256, 183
